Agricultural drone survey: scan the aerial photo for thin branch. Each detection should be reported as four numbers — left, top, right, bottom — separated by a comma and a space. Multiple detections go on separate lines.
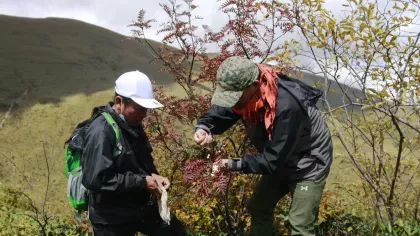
414, 188, 420, 220
1, 153, 32, 190
41, 143, 50, 222
387, 115, 406, 223
224, 173, 236, 236
353, 103, 420, 134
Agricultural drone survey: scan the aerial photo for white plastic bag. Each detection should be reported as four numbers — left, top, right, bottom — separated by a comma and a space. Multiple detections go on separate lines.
158, 187, 171, 225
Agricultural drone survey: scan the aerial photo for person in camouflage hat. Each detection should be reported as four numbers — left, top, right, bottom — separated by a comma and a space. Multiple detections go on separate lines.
194, 56, 333, 236
210, 56, 260, 107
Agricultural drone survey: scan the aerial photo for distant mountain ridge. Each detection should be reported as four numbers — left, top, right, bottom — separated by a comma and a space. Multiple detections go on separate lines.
0, 14, 361, 114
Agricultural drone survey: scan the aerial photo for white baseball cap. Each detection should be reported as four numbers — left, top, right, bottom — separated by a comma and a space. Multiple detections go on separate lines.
115, 70, 164, 109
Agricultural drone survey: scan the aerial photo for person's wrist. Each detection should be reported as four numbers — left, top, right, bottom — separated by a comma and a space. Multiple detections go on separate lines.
227, 158, 242, 171
195, 125, 211, 134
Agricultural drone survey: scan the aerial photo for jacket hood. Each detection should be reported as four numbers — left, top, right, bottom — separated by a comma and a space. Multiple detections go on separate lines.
277, 74, 323, 109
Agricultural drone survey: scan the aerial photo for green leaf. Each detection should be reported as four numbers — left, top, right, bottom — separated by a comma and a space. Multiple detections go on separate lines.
362, 105, 375, 110
328, 19, 335, 31
375, 101, 387, 107
317, 28, 323, 36
391, 35, 397, 42
327, 55, 336, 64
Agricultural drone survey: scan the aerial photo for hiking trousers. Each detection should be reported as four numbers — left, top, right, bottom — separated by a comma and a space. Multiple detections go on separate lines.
248, 170, 329, 236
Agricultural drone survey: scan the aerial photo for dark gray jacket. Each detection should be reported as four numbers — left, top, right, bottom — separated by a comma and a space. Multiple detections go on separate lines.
196, 74, 333, 180
81, 103, 158, 224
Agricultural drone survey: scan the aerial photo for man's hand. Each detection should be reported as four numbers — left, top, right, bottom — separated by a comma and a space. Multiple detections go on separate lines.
145, 176, 162, 197
194, 129, 213, 146
211, 159, 229, 176
152, 174, 171, 190
211, 158, 243, 176
216, 159, 229, 168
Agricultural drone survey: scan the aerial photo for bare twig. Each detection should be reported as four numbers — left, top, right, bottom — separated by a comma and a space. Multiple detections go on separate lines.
1, 153, 32, 190
387, 115, 405, 222
41, 142, 51, 229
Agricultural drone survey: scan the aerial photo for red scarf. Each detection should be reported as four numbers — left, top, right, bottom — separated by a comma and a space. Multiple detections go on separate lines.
232, 64, 278, 140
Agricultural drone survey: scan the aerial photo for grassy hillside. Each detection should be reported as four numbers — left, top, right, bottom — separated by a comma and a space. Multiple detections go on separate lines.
0, 15, 362, 215
0, 14, 177, 117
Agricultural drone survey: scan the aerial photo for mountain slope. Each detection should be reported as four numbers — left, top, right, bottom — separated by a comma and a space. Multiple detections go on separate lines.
0, 14, 174, 115
0, 14, 361, 116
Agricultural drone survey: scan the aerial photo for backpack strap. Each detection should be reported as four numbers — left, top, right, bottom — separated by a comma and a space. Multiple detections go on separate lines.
101, 112, 123, 157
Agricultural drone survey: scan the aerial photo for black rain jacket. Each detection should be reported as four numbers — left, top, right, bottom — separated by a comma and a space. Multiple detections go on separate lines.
196, 74, 333, 180
81, 103, 158, 224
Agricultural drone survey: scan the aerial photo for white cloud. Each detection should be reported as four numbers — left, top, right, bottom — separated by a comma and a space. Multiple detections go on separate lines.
0, 0, 350, 48
0, 0, 227, 44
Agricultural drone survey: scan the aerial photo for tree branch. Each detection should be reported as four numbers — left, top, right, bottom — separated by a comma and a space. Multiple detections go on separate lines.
387, 114, 405, 223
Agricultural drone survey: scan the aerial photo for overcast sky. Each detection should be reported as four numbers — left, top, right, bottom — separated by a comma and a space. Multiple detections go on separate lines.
0, 0, 228, 43
0, 0, 349, 42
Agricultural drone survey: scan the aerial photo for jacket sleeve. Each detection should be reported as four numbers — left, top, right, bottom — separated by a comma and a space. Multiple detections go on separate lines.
195, 105, 241, 135
81, 119, 146, 192
229, 103, 305, 175
136, 126, 159, 175
141, 152, 159, 175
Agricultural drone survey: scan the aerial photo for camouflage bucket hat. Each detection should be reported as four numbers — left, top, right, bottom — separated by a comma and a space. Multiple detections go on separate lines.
211, 56, 259, 107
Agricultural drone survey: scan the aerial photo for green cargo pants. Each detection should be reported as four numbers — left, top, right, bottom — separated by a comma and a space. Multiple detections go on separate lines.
247, 170, 329, 236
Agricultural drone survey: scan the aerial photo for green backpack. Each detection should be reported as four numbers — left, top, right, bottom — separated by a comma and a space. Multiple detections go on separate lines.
64, 111, 122, 212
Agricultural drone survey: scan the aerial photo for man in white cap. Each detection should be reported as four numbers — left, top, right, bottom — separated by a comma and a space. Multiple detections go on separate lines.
81, 71, 186, 235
